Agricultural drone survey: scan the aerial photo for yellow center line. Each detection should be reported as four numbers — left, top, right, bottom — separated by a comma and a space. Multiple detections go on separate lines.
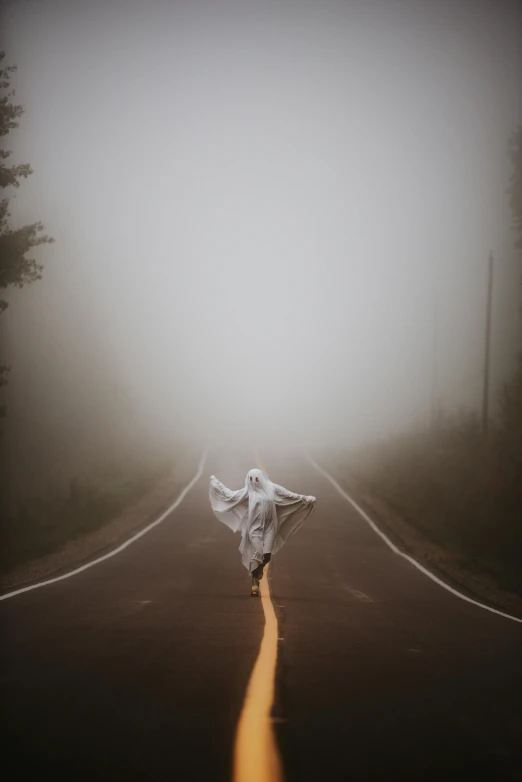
232, 564, 283, 782
232, 452, 284, 782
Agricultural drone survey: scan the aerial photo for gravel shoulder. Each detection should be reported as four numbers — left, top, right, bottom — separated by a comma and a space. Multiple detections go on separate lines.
1, 452, 202, 593
327, 467, 522, 619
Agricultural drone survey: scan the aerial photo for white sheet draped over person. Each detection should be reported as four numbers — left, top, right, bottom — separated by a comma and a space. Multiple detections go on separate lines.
209, 468, 316, 596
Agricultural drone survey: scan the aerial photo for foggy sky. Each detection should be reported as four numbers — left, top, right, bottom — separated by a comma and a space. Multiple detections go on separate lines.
2, 0, 522, 467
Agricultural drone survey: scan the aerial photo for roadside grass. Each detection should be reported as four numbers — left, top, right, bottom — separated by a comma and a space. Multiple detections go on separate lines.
0, 464, 169, 572
337, 413, 522, 596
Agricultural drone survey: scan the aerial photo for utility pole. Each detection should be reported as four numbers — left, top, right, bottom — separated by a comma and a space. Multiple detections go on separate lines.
482, 252, 494, 435
430, 289, 438, 432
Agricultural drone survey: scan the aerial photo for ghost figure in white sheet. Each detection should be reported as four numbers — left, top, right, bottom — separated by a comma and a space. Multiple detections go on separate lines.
209, 468, 316, 573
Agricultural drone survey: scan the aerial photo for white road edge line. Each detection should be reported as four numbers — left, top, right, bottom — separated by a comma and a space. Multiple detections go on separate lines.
0, 450, 208, 602
307, 454, 522, 625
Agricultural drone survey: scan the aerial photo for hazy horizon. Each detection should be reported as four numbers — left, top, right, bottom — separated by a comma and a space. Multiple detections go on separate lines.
1, 0, 522, 496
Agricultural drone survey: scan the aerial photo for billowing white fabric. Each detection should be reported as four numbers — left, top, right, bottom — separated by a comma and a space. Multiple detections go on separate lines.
209, 468, 316, 572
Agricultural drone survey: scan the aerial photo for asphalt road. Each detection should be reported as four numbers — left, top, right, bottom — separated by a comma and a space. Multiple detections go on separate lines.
2, 451, 521, 781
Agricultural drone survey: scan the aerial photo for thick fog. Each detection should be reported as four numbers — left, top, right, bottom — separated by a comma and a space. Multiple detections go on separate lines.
1, 0, 522, 495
